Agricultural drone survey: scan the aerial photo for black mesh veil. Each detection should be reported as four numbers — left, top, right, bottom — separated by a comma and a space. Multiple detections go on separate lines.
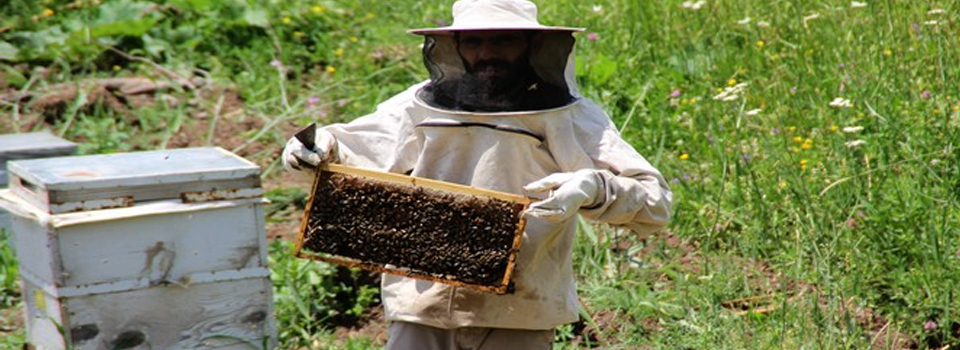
416, 31, 578, 112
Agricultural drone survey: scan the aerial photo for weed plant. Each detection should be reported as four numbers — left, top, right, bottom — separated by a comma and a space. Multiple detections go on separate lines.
1, 0, 958, 349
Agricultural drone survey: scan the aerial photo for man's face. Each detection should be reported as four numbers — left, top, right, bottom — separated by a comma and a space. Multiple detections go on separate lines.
456, 30, 531, 83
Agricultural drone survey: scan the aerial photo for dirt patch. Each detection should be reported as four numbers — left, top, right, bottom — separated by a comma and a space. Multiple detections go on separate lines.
0, 306, 23, 334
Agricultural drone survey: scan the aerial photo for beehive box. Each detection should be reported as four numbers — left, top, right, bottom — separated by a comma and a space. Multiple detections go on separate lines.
0, 131, 77, 234
294, 164, 530, 295
0, 147, 277, 350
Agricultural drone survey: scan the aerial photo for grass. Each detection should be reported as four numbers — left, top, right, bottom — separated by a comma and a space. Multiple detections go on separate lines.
1, 0, 959, 349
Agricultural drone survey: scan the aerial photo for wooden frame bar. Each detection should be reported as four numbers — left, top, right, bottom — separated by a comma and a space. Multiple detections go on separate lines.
294, 163, 530, 295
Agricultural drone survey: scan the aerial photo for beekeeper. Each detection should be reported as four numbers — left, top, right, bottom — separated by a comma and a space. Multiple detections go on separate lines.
282, 0, 672, 349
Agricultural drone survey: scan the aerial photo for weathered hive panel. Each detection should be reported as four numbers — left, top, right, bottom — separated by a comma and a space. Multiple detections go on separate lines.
0, 147, 277, 350
295, 164, 529, 294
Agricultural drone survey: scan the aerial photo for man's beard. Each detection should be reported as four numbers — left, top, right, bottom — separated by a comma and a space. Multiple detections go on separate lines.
452, 58, 534, 111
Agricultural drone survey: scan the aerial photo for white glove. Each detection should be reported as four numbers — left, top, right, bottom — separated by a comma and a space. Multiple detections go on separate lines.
281, 127, 338, 171
523, 169, 605, 222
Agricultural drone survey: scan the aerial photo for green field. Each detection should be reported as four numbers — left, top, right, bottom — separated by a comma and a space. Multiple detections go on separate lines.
1, 0, 958, 349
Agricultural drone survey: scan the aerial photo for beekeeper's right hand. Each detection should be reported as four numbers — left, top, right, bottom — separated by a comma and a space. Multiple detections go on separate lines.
282, 128, 338, 171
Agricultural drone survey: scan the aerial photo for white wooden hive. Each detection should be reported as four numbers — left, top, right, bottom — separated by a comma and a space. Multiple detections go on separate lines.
0, 147, 277, 350
0, 131, 77, 234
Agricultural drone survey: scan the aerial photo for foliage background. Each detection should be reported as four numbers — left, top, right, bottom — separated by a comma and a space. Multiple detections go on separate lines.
1, 0, 958, 349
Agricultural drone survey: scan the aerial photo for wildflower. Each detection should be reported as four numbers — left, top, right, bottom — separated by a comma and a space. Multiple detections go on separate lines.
312, 5, 325, 14
924, 321, 938, 331
326, 66, 336, 74
679, 153, 690, 160
801, 138, 813, 149
803, 13, 820, 28
294, 31, 304, 38
112, 65, 121, 71
924, 20, 940, 26
587, 32, 599, 41
672, 177, 680, 184
850, 2, 867, 8
681, 1, 706, 10
757, 21, 770, 28
671, 90, 682, 98
844, 140, 866, 148
307, 96, 320, 107
846, 218, 857, 229
756, 40, 765, 48
592, 5, 603, 13
282, 17, 292, 24
788, 126, 796, 132
334, 48, 344, 57
883, 49, 892, 56
727, 78, 737, 86
921, 90, 932, 99
745, 108, 762, 116
270, 60, 283, 69
829, 97, 853, 108
772, 127, 780, 135
830, 125, 839, 132
842, 126, 864, 133
799, 159, 808, 170
790, 86, 798, 94
737, 17, 751, 25
43, 8, 54, 16
779, 181, 787, 188
350, 37, 359, 43
953, 106, 959, 112
713, 83, 748, 101
928, 9, 945, 15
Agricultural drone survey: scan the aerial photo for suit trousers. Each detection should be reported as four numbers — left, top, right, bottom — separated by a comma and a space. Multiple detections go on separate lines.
384, 321, 554, 350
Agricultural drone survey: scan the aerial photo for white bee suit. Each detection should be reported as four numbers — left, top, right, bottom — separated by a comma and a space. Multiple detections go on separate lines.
320, 87, 671, 330
311, 6, 672, 330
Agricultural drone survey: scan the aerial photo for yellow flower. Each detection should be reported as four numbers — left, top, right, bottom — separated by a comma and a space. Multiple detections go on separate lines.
282, 17, 292, 24
792, 147, 800, 153
326, 66, 336, 74
883, 49, 892, 56
793, 136, 803, 143
779, 181, 787, 188
801, 139, 813, 150
350, 37, 359, 43
952, 106, 959, 112
800, 159, 809, 170
830, 124, 839, 132
312, 5, 325, 14
112, 65, 121, 71
679, 153, 690, 160
294, 31, 304, 38
727, 78, 737, 86
43, 8, 54, 16
334, 48, 344, 57
756, 40, 765, 48
788, 126, 796, 133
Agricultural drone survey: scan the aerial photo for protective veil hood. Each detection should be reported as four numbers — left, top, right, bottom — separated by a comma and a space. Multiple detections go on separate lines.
410, 0, 583, 113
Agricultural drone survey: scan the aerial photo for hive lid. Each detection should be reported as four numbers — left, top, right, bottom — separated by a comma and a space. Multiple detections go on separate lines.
0, 131, 77, 187
0, 131, 77, 161
7, 147, 262, 214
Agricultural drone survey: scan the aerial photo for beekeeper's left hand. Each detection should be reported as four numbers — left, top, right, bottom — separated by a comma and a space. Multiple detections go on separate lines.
523, 169, 605, 222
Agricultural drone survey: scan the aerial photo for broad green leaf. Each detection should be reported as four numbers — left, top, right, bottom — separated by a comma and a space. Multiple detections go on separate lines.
588, 54, 619, 85
243, 7, 270, 28
86, 18, 158, 38
92, 0, 154, 26
0, 41, 18, 61
169, 0, 213, 11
